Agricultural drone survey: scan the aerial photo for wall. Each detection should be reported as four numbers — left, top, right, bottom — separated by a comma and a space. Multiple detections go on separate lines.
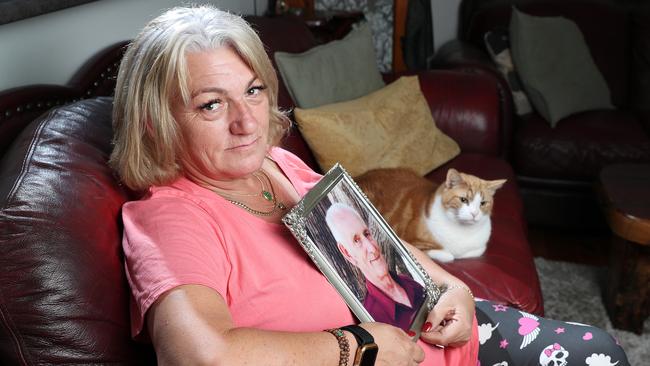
0, 0, 459, 90
432, 0, 461, 52
0, 0, 265, 91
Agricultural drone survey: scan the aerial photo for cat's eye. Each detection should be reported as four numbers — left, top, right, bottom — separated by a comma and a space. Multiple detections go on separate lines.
480, 201, 487, 206
460, 197, 468, 204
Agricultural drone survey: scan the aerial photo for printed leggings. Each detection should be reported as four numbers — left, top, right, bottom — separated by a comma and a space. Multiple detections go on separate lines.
475, 299, 630, 366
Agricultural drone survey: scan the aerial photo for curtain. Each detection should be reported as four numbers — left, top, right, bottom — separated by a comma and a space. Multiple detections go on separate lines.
316, 0, 393, 72
403, 0, 434, 70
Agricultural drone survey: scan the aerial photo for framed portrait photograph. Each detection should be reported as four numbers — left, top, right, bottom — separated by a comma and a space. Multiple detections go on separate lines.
282, 164, 441, 338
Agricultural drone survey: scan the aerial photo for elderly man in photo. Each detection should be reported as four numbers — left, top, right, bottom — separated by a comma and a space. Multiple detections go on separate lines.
325, 202, 426, 330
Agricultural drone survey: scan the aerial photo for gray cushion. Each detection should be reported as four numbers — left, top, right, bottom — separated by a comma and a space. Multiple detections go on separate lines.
509, 8, 614, 127
274, 22, 385, 109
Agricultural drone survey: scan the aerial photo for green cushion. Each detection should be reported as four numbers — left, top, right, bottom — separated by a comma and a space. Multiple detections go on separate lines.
274, 22, 385, 109
509, 8, 614, 127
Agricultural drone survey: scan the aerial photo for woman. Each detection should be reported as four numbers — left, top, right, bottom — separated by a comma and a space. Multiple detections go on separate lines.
110, 5, 629, 365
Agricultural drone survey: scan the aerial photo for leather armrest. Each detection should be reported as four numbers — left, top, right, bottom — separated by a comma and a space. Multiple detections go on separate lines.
431, 41, 515, 158
416, 70, 503, 156
432, 40, 493, 70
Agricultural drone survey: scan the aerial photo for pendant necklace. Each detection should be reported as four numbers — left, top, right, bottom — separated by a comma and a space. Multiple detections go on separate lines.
221, 170, 287, 216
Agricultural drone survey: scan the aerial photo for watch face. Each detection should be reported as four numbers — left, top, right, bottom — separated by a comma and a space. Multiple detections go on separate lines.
357, 343, 379, 366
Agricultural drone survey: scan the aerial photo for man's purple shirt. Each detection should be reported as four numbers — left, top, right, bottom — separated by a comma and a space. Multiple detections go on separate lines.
362, 272, 426, 330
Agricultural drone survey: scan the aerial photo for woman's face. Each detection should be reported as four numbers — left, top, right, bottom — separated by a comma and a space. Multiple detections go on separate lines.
172, 46, 270, 181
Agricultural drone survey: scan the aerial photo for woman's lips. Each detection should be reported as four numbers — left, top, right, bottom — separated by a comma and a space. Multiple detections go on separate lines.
229, 137, 259, 150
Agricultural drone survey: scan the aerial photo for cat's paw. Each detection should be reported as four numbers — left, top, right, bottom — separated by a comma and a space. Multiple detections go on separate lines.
426, 249, 455, 262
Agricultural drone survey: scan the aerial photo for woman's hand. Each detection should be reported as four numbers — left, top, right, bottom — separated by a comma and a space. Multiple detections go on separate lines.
418, 286, 475, 348
359, 322, 425, 366
398, 240, 476, 349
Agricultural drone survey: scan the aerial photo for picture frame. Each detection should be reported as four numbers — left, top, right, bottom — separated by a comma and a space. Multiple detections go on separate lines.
282, 164, 441, 338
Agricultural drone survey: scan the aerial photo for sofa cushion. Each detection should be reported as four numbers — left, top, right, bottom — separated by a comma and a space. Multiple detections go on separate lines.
425, 153, 542, 315
513, 111, 650, 181
274, 21, 385, 108
0, 98, 155, 364
509, 8, 614, 126
464, 1, 631, 108
294, 76, 460, 177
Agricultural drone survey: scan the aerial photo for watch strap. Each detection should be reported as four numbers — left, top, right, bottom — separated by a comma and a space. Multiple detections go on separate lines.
340, 325, 375, 346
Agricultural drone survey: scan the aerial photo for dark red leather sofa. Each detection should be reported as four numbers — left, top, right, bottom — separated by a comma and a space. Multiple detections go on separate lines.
0, 15, 542, 364
435, 0, 650, 229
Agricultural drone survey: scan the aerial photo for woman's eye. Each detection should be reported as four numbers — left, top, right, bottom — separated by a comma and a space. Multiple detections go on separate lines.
200, 100, 222, 111
247, 85, 266, 96
460, 197, 468, 204
353, 235, 361, 244
364, 229, 371, 238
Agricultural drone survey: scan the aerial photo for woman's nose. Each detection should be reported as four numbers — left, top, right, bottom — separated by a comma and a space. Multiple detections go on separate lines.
229, 98, 257, 134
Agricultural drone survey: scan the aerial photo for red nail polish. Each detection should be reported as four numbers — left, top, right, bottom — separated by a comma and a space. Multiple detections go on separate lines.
421, 322, 433, 332
407, 330, 416, 337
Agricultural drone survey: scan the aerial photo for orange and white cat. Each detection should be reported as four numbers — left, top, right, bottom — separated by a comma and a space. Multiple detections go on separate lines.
355, 168, 506, 262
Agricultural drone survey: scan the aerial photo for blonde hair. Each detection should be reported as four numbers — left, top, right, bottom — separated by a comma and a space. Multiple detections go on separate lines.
110, 5, 290, 190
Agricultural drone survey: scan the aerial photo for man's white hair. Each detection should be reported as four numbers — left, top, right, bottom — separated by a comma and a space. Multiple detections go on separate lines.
325, 202, 364, 245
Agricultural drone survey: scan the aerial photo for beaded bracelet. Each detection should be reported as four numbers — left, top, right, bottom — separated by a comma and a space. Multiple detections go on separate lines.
442, 284, 475, 300
325, 328, 350, 366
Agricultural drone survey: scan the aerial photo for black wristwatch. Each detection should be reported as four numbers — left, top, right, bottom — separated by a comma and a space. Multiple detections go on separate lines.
340, 325, 378, 366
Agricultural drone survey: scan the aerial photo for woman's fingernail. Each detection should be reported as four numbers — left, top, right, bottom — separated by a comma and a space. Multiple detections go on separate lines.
421, 322, 433, 332
407, 330, 416, 337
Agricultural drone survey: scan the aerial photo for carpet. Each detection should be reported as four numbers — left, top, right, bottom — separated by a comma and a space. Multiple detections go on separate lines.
535, 257, 650, 366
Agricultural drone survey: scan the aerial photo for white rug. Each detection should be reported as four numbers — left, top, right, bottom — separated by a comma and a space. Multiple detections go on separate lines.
535, 257, 650, 366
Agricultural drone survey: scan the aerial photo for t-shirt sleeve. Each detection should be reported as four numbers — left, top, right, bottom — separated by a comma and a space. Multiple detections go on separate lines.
121, 193, 230, 337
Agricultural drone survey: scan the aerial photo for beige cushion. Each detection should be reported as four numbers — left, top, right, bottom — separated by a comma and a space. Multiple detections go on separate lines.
274, 22, 385, 109
294, 76, 460, 177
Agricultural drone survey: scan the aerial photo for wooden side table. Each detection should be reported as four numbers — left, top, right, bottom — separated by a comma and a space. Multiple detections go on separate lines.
598, 163, 650, 334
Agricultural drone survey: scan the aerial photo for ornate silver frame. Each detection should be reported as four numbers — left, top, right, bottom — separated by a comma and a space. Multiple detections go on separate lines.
282, 164, 439, 337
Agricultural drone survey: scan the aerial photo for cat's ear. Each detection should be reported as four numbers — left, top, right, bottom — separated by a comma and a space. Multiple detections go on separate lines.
486, 179, 507, 194
445, 168, 464, 188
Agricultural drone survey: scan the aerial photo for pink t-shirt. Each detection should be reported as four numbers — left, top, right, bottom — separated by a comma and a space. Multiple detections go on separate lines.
122, 147, 478, 364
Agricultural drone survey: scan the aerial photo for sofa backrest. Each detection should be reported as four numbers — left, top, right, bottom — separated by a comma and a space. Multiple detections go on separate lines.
0, 41, 127, 159
460, 0, 632, 108
0, 98, 155, 365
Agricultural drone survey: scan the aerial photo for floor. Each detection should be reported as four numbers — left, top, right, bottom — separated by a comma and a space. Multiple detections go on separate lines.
528, 225, 612, 266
